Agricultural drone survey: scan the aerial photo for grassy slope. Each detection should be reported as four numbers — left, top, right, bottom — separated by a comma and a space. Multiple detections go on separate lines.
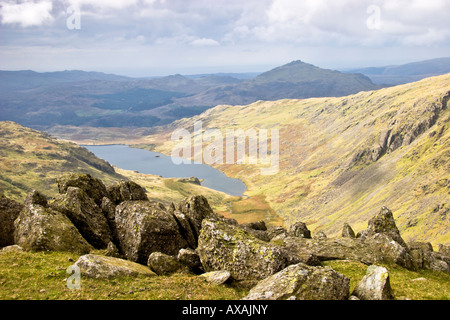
0, 250, 448, 300
0, 121, 235, 212
142, 74, 450, 246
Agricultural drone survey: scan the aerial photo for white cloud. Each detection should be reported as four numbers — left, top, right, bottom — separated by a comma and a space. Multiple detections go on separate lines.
190, 38, 220, 47
0, 1, 53, 27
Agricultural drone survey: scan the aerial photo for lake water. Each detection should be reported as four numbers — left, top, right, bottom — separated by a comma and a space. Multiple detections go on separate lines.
84, 144, 247, 196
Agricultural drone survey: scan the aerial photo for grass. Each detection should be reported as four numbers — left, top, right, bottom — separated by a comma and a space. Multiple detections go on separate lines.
1, 250, 448, 300
0, 250, 247, 300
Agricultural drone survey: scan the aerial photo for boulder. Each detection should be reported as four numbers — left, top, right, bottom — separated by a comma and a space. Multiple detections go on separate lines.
439, 244, 450, 256
74, 254, 156, 279
200, 270, 231, 285
243, 263, 350, 300
0, 245, 23, 252
366, 207, 407, 248
147, 252, 189, 275
171, 210, 197, 248
14, 191, 93, 254
178, 196, 217, 244
281, 233, 416, 270
50, 187, 112, 249
351, 265, 395, 300
0, 194, 24, 248
267, 226, 288, 241
242, 221, 267, 231
288, 222, 311, 239
57, 173, 109, 206
409, 242, 450, 274
342, 223, 356, 238
115, 201, 188, 264
197, 219, 288, 281
107, 180, 148, 205
177, 248, 203, 274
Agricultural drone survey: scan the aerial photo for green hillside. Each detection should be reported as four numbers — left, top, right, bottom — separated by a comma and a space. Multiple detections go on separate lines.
143, 74, 450, 246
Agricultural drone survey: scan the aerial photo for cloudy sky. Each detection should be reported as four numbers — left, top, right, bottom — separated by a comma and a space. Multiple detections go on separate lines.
0, 0, 449, 76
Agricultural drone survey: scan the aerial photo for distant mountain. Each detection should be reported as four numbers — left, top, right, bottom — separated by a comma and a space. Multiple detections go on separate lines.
345, 57, 450, 85
0, 61, 379, 131
171, 60, 380, 107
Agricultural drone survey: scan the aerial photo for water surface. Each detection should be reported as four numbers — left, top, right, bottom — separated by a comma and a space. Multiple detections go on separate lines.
84, 144, 247, 196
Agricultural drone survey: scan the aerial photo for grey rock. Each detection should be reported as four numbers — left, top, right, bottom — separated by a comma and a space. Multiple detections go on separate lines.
352, 265, 395, 300
57, 173, 109, 206
342, 223, 356, 238
288, 221, 311, 239
14, 194, 93, 254
107, 180, 148, 205
197, 219, 288, 281
74, 254, 156, 279
115, 200, 188, 264
147, 252, 188, 275
0, 245, 23, 252
243, 263, 350, 300
0, 194, 23, 248
50, 187, 112, 249
200, 270, 231, 285
177, 248, 203, 274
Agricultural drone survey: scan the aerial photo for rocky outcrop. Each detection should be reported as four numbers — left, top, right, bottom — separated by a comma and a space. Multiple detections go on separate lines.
107, 180, 149, 205
197, 219, 288, 281
14, 191, 92, 254
243, 263, 350, 300
57, 173, 109, 206
364, 207, 408, 248
287, 221, 311, 239
342, 223, 356, 238
409, 242, 450, 273
351, 265, 395, 300
0, 194, 23, 248
74, 254, 156, 279
115, 200, 188, 264
177, 248, 203, 274
50, 187, 112, 249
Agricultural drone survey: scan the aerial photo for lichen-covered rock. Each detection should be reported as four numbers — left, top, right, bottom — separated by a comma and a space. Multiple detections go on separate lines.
197, 219, 288, 281
200, 270, 231, 285
115, 201, 188, 264
366, 207, 407, 248
342, 223, 356, 238
267, 226, 288, 241
171, 210, 197, 248
409, 242, 450, 274
14, 193, 93, 254
178, 196, 217, 245
0, 193, 23, 248
147, 252, 188, 275
281, 234, 416, 270
243, 263, 350, 300
74, 254, 156, 279
57, 173, 109, 206
352, 265, 395, 300
288, 222, 311, 239
177, 248, 203, 274
242, 221, 267, 231
107, 180, 148, 205
50, 187, 112, 249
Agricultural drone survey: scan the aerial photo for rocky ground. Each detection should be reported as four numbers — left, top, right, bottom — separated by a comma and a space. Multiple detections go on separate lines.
1, 173, 449, 300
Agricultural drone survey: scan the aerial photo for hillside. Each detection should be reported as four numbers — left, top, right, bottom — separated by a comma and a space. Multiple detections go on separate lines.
142, 74, 450, 246
0, 121, 234, 211
346, 57, 450, 85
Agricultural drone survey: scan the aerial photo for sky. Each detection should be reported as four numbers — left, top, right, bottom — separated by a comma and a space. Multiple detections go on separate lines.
0, 0, 449, 77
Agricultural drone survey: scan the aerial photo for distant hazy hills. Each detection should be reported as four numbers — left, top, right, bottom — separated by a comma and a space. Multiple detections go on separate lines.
0, 60, 379, 129
1, 58, 448, 130
345, 57, 450, 85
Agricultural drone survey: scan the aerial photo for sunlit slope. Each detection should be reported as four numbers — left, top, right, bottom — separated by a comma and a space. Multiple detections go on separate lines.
0, 121, 234, 211
147, 74, 450, 245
